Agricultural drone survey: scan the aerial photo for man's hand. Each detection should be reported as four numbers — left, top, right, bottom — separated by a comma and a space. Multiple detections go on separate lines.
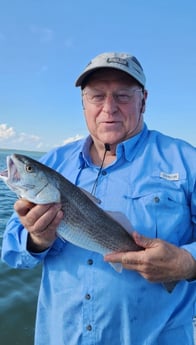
104, 231, 196, 282
14, 199, 64, 252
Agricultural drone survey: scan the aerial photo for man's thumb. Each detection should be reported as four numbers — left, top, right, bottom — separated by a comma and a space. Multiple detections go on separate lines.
132, 231, 155, 249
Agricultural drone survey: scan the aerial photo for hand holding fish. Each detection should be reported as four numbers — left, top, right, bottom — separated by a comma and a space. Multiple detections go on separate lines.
14, 199, 64, 252
1, 154, 195, 292
105, 231, 196, 283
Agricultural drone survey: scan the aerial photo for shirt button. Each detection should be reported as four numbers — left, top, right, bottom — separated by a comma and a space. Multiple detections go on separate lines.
85, 293, 91, 300
87, 259, 93, 265
86, 325, 92, 331
154, 196, 160, 203
102, 170, 107, 176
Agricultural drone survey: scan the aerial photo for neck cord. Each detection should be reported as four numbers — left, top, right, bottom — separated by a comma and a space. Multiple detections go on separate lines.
91, 143, 110, 196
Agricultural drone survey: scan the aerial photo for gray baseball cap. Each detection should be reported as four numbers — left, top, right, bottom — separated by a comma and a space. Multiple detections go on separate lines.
75, 52, 146, 87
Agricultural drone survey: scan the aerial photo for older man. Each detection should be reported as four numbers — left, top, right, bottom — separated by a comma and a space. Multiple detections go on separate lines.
2, 52, 196, 345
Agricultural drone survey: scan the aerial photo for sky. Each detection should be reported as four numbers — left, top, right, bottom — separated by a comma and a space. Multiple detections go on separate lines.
0, 0, 196, 152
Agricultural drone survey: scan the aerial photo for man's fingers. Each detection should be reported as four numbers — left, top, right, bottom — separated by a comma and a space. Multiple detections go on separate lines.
26, 203, 62, 228
14, 199, 36, 216
104, 251, 142, 266
131, 231, 155, 249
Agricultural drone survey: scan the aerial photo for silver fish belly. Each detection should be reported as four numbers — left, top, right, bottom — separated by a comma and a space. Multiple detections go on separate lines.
0, 153, 178, 291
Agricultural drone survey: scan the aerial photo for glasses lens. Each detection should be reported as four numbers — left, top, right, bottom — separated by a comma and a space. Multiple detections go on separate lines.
84, 88, 142, 104
85, 91, 105, 104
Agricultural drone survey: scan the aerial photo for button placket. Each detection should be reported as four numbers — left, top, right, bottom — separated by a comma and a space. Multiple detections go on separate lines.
83, 257, 95, 338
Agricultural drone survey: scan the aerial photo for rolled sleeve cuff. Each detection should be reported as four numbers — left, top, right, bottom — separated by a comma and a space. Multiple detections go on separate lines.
181, 243, 196, 260
181, 243, 196, 282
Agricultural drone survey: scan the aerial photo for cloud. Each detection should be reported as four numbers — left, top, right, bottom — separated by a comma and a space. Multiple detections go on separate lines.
16, 132, 40, 143
0, 123, 43, 151
62, 134, 84, 145
0, 124, 15, 139
0, 124, 85, 152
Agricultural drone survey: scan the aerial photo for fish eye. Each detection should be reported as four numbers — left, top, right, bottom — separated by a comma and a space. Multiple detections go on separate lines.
26, 165, 33, 173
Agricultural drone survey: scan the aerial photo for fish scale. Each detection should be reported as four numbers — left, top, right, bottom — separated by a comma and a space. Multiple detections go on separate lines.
59, 188, 138, 253
0, 153, 177, 291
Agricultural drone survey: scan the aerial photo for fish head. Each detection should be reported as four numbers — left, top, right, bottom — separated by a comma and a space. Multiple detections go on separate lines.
0, 154, 61, 204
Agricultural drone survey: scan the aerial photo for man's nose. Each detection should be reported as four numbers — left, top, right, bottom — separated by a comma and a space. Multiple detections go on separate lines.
102, 94, 118, 113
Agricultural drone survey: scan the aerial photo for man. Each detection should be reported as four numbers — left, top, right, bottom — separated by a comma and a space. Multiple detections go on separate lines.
2, 52, 196, 345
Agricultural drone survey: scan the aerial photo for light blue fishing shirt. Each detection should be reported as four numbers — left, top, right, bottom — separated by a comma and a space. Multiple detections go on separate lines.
2, 123, 196, 345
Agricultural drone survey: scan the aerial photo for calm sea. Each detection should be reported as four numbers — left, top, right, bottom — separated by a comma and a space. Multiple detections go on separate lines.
0, 149, 43, 345
0, 148, 195, 345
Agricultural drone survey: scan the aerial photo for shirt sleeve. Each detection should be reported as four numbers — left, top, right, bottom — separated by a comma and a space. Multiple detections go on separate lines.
1, 211, 49, 269
181, 182, 196, 260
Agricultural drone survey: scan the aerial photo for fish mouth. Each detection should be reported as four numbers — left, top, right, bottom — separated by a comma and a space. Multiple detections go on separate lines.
0, 168, 8, 179
0, 155, 20, 183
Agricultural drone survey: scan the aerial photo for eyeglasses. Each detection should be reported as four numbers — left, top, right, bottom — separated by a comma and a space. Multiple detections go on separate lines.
83, 88, 142, 105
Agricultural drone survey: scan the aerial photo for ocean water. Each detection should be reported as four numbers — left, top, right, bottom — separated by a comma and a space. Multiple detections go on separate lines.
0, 149, 195, 345
0, 149, 43, 345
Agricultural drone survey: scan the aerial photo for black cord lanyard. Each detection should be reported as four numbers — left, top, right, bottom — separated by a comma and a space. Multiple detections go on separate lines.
91, 143, 110, 196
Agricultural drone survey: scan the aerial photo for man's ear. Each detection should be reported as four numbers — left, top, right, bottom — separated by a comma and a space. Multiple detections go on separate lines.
141, 89, 148, 113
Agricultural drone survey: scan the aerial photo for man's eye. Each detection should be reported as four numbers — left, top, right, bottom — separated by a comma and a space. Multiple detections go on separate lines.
92, 94, 105, 101
116, 94, 130, 101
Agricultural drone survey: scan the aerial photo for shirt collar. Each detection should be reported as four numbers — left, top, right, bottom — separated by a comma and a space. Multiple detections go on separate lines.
79, 136, 93, 168
116, 123, 148, 162
79, 123, 148, 166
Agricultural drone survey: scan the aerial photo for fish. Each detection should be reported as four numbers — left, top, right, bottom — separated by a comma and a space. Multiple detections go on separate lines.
0, 153, 177, 292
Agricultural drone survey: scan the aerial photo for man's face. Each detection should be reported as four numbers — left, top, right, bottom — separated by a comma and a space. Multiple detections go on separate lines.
82, 69, 147, 146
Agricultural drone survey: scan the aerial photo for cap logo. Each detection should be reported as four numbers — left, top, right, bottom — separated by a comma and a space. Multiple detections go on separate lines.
107, 57, 128, 66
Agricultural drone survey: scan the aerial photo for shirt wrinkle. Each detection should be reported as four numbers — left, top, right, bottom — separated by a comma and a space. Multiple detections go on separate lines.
1, 123, 196, 345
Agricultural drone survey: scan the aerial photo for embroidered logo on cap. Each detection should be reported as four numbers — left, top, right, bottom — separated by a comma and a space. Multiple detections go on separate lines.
107, 57, 128, 66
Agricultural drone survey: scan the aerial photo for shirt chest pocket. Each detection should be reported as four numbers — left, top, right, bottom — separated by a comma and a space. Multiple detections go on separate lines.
125, 181, 191, 246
